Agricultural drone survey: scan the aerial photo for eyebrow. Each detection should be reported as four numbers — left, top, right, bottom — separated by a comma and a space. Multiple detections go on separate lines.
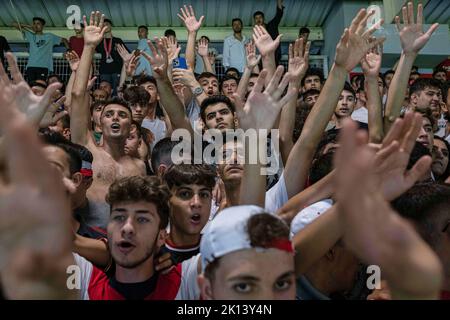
228, 275, 260, 282
277, 271, 295, 280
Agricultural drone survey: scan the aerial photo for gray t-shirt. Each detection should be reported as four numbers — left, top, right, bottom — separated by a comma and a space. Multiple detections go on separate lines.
141, 118, 167, 150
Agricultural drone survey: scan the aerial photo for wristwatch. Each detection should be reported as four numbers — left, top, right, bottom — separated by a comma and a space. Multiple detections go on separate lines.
192, 86, 203, 96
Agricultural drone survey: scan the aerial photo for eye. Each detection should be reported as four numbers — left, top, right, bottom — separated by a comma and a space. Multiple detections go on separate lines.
137, 217, 149, 223
178, 190, 193, 200
200, 191, 211, 199
207, 113, 215, 120
274, 279, 292, 291
233, 283, 252, 293
113, 215, 125, 222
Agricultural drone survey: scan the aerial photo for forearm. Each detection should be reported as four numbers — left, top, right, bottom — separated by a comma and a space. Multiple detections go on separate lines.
186, 32, 197, 70
383, 53, 416, 132
262, 54, 276, 87
239, 136, 267, 207
119, 63, 127, 88
201, 55, 214, 74
65, 71, 76, 108
365, 77, 384, 143
278, 82, 298, 164
74, 234, 111, 268
293, 205, 342, 276
236, 66, 252, 99
283, 64, 347, 197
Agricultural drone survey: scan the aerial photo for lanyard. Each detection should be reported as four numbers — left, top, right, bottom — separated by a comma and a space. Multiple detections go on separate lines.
103, 38, 112, 57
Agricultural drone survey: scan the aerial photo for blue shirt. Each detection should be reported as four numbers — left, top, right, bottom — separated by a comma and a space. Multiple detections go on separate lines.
23, 30, 61, 72
222, 35, 247, 73
136, 38, 153, 76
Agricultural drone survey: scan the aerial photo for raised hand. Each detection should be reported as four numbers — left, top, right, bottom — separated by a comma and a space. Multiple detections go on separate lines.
245, 41, 261, 69
142, 38, 169, 80
39, 96, 68, 128
395, 2, 439, 55
172, 67, 197, 88
360, 39, 382, 78
334, 119, 443, 300
165, 37, 181, 63
116, 43, 132, 64
65, 50, 80, 72
82, 11, 107, 48
198, 38, 209, 57
126, 54, 140, 77
0, 53, 62, 128
288, 37, 310, 81
335, 9, 385, 72
253, 25, 282, 57
208, 51, 216, 66
232, 66, 295, 131
177, 5, 204, 33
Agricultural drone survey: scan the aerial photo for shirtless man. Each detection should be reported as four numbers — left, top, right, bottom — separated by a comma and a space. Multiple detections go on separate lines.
70, 11, 146, 203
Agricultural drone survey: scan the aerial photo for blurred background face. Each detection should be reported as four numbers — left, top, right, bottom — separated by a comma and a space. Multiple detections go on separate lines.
384, 73, 394, 89
200, 249, 296, 300
99, 82, 112, 98
32, 20, 44, 33
232, 20, 243, 33
254, 14, 264, 26
138, 27, 148, 39
432, 139, 449, 177
104, 21, 112, 34
335, 90, 355, 118
125, 131, 141, 158
93, 89, 108, 102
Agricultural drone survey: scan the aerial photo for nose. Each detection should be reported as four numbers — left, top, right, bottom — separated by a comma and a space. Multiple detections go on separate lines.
190, 194, 202, 208
121, 217, 135, 237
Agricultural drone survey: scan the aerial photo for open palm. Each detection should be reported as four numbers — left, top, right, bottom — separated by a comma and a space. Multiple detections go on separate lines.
83, 11, 107, 47
178, 5, 204, 33
253, 25, 281, 57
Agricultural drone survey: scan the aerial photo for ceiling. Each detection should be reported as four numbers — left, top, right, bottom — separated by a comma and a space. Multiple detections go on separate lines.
423, 0, 450, 25
0, 0, 336, 28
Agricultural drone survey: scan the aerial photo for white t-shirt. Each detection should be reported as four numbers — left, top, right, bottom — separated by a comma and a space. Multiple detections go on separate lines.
290, 199, 334, 235
141, 118, 167, 150
351, 107, 368, 124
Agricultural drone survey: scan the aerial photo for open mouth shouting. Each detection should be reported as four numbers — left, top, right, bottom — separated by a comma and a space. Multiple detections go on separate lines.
116, 240, 136, 254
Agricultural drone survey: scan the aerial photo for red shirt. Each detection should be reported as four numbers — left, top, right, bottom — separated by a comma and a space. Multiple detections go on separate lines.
69, 36, 84, 57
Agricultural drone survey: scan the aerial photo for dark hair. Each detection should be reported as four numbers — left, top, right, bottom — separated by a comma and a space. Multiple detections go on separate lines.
151, 137, 181, 173
106, 176, 170, 229
232, 18, 243, 25
163, 164, 216, 190
225, 67, 240, 78
442, 81, 450, 105
303, 88, 321, 101
415, 107, 436, 130
314, 130, 339, 159
220, 75, 239, 92
59, 114, 71, 129
383, 69, 395, 79
299, 27, 310, 35
197, 72, 218, 82
71, 143, 94, 164
33, 17, 46, 25
301, 68, 324, 86
309, 151, 334, 184
204, 212, 290, 281
253, 11, 265, 19
138, 25, 148, 31
410, 78, 442, 98
136, 74, 158, 87
90, 100, 106, 116
39, 131, 82, 175
100, 97, 132, 117
392, 182, 450, 247
408, 141, 432, 170
200, 95, 236, 124
200, 35, 210, 42
104, 18, 113, 26
433, 67, 447, 78
342, 81, 356, 98
293, 102, 311, 143
123, 85, 150, 107
164, 29, 176, 38
433, 135, 450, 181
99, 80, 112, 88
47, 74, 62, 83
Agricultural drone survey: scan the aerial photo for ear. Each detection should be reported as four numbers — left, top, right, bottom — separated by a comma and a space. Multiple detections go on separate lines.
410, 93, 418, 105
63, 128, 71, 141
71, 172, 84, 188
197, 274, 214, 300
325, 247, 336, 261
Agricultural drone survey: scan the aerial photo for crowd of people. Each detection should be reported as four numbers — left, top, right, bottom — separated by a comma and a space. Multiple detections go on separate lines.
0, 1, 449, 300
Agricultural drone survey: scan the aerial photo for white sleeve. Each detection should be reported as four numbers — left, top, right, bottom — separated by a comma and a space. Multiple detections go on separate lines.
222, 38, 230, 67
73, 253, 93, 300
175, 254, 201, 300
264, 172, 288, 214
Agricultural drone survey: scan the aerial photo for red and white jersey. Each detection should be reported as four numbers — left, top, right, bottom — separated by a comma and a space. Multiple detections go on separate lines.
73, 253, 200, 300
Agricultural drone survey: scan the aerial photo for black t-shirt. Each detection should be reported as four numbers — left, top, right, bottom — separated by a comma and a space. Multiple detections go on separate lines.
96, 37, 127, 74
0, 36, 11, 65
159, 240, 200, 265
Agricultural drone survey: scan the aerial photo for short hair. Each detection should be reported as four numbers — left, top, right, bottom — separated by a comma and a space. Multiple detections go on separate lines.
200, 95, 236, 123
47, 74, 62, 83
309, 151, 334, 185
204, 213, 289, 281
33, 17, 46, 25
383, 69, 395, 79
104, 18, 113, 26
59, 114, 71, 129
232, 18, 243, 25
90, 100, 106, 115
301, 68, 324, 86
225, 67, 240, 78
342, 81, 356, 98
138, 25, 148, 31
299, 27, 310, 35
416, 107, 436, 129
197, 72, 218, 82
442, 81, 450, 104
39, 131, 82, 175
100, 97, 132, 118
433, 67, 446, 77
253, 11, 265, 19
135, 74, 158, 88
106, 176, 171, 229
151, 138, 181, 172
200, 35, 210, 42
433, 135, 450, 181
220, 75, 239, 92
249, 72, 259, 79
314, 130, 339, 159
408, 141, 431, 170
164, 29, 176, 38
123, 85, 150, 107
163, 164, 216, 190
392, 182, 450, 247
99, 80, 112, 88
303, 88, 321, 101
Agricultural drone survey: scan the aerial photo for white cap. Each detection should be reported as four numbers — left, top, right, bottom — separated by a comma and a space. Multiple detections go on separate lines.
290, 199, 333, 235
200, 205, 267, 273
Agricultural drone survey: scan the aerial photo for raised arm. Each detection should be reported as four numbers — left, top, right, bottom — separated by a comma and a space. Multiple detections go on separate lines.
253, 25, 281, 87
361, 42, 384, 143
71, 12, 107, 146
142, 38, 194, 136
172, 67, 209, 106
279, 38, 310, 164
236, 41, 261, 99
282, 9, 385, 198
198, 38, 215, 74
383, 2, 439, 132
177, 5, 204, 70
234, 67, 295, 207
